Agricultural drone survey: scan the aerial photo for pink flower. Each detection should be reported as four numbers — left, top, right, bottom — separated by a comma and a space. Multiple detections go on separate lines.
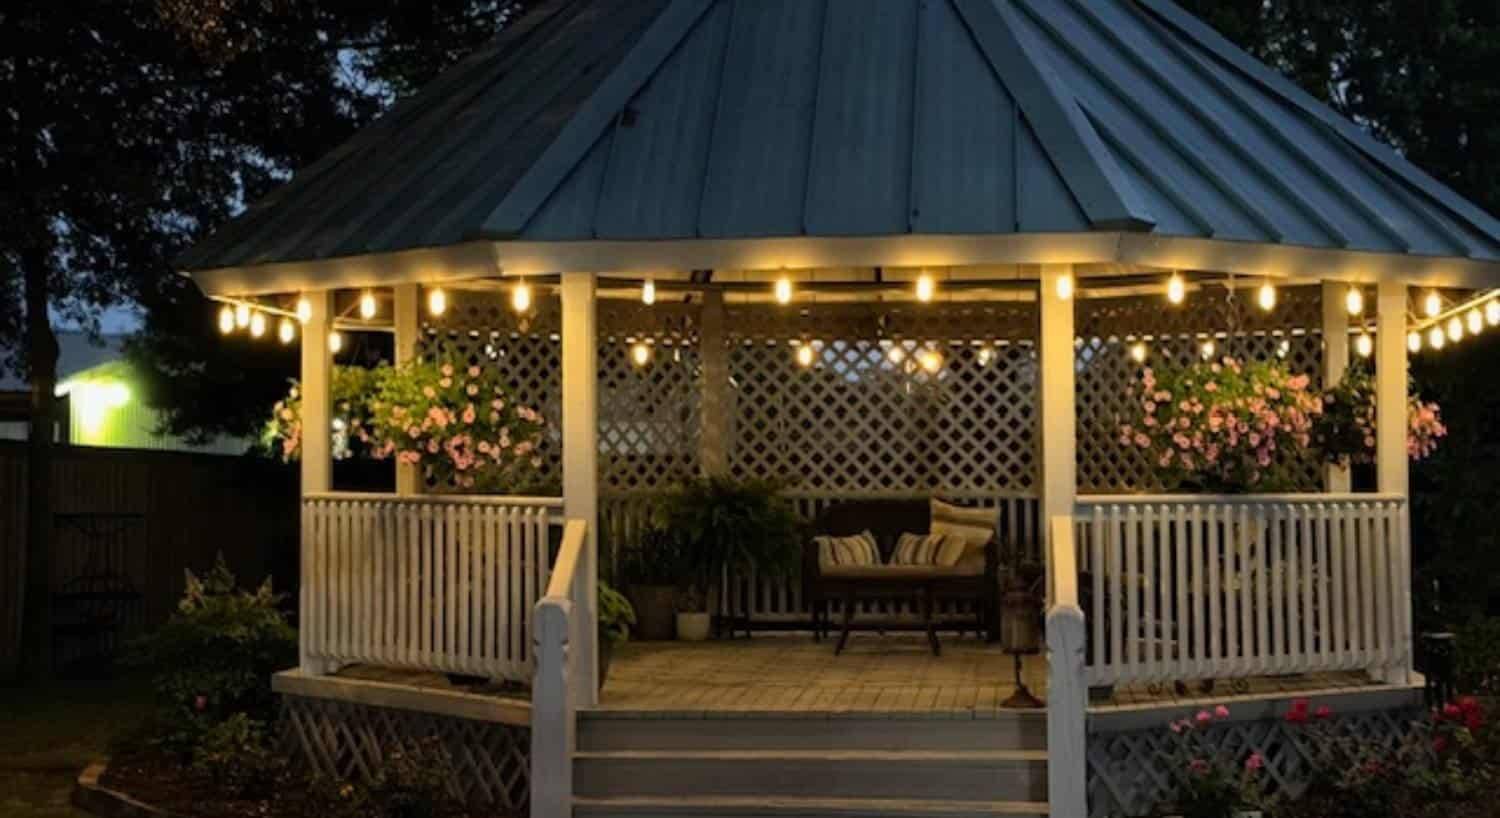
1245, 752, 1264, 771
1314, 705, 1333, 721
194, 695, 207, 712
441, 364, 454, 377
423, 386, 436, 399
1188, 758, 1210, 775
1196, 710, 1213, 724
468, 366, 480, 377
427, 439, 440, 454
462, 405, 477, 424
440, 377, 453, 389
466, 384, 479, 396
1214, 705, 1230, 719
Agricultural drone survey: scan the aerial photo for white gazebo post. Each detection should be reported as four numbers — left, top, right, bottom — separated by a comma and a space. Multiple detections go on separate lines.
393, 284, 422, 496
1376, 280, 1413, 684
560, 272, 599, 706
1038, 264, 1085, 818
1323, 281, 1351, 493
299, 290, 334, 674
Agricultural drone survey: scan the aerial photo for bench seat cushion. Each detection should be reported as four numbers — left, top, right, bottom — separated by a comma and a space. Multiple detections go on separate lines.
821, 562, 984, 580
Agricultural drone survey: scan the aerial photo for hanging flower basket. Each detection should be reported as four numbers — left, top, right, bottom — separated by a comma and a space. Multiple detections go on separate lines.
1313, 367, 1446, 465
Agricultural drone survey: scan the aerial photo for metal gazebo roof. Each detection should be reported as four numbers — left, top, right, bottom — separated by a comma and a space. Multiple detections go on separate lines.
182, 0, 1500, 293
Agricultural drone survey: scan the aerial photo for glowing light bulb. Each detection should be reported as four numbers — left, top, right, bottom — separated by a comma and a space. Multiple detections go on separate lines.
1200, 339, 1216, 360
642, 278, 656, 306
1166, 273, 1185, 305
976, 346, 994, 367
774, 276, 793, 305
630, 341, 651, 367
511, 280, 532, 313
1345, 286, 1364, 316
1488, 300, 1500, 326
1408, 331, 1422, 353
359, 290, 377, 319
918, 348, 943, 373
796, 343, 815, 368
1130, 341, 1148, 364
887, 345, 906, 364
1429, 326, 1446, 350
249, 311, 267, 339
1424, 290, 1442, 318
427, 287, 447, 317
916, 274, 936, 303
234, 302, 251, 328
218, 305, 235, 335
1468, 307, 1484, 335
1447, 315, 1464, 342
328, 330, 344, 354
1355, 332, 1373, 358
278, 317, 296, 345
1257, 282, 1276, 311
1056, 275, 1074, 301
296, 297, 312, 324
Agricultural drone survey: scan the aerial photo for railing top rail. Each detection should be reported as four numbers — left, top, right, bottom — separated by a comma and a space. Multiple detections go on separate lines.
544, 519, 589, 601
599, 488, 1041, 501
1076, 492, 1405, 506
303, 491, 565, 509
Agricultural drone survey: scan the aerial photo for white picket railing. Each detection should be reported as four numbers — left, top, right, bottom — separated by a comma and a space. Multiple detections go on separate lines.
1074, 494, 1410, 687
300, 492, 562, 683
531, 517, 590, 818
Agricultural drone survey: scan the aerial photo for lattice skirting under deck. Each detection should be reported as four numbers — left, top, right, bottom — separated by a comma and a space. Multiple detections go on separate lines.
278, 693, 530, 813
1086, 705, 1425, 817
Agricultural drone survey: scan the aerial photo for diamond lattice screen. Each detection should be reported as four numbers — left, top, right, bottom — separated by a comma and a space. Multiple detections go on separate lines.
1076, 284, 1327, 493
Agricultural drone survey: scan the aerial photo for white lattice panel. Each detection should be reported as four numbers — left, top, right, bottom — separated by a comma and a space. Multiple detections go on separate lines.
1087, 706, 1422, 817
279, 694, 530, 811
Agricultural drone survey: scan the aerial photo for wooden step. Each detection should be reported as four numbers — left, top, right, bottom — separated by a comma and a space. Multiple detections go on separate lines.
573, 795, 1049, 818
573, 749, 1048, 802
578, 712, 1047, 752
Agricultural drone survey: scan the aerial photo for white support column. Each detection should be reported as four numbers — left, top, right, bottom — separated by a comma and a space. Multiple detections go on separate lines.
299, 290, 333, 674
393, 284, 422, 496
1323, 282, 1351, 493
1038, 264, 1078, 578
699, 289, 730, 477
561, 272, 599, 706
1376, 280, 1412, 684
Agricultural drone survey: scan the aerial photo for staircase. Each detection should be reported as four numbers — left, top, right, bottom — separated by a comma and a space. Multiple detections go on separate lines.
572, 711, 1049, 817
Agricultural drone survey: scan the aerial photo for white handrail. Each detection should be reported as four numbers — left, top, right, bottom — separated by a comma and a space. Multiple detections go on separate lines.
1046, 515, 1088, 818
1076, 492, 1404, 505
531, 518, 589, 818
305, 490, 564, 508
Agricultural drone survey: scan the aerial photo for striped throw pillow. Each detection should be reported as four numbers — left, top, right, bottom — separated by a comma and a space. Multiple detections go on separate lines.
930, 498, 996, 550
817, 531, 880, 569
891, 532, 969, 567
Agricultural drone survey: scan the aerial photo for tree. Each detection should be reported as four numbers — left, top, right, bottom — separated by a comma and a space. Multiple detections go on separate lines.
0, 0, 515, 680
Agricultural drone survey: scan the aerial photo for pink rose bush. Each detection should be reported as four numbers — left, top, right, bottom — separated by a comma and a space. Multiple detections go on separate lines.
1158, 705, 1264, 816
1120, 357, 1324, 491
266, 359, 547, 493
1314, 366, 1445, 466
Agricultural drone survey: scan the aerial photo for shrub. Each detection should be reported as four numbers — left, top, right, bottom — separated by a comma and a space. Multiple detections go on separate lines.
189, 713, 286, 799
1154, 705, 1264, 818
598, 581, 636, 645
661, 477, 803, 606
308, 739, 465, 818
1455, 617, 1500, 696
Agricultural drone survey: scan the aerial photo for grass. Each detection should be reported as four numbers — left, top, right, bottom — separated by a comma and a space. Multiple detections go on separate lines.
0, 670, 154, 818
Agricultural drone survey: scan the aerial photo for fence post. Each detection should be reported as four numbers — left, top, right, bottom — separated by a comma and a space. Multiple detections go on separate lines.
531, 598, 574, 818
1047, 515, 1088, 818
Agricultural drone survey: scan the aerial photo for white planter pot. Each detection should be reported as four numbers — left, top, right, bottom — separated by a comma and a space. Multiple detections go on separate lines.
676, 612, 712, 641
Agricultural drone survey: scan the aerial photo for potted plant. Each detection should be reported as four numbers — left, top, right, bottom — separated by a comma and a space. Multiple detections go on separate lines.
1314, 367, 1446, 466
597, 581, 635, 689
620, 524, 681, 641
661, 477, 802, 641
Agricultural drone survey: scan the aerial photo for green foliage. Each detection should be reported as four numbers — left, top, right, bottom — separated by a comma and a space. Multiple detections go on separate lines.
1455, 618, 1500, 696
308, 739, 465, 818
598, 581, 636, 645
660, 477, 803, 607
1155, 707, 1264, 818
129, 553, 296, 748
189, 713, 286, 799
619, 524, 685, 588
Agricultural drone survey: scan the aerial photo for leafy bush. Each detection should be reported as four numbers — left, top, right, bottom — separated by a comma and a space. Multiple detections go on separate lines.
130, 554, 296, 753
1455, 617, 1500, 696
661, 477, 802, 609
599, 581, 636, 645
1154, 705, 1264, 818
308, 739, 465, 818
619, 524, 684, 588
189, 713, 286, 799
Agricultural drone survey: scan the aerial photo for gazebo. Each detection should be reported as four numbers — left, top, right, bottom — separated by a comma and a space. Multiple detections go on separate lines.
180, 1, 1500, 816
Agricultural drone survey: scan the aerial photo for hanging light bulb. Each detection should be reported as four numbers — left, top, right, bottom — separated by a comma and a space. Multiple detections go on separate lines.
976, 345, 994, 367
1055, 274, 1074, 301
642, 278, 656, 306
1257, 281, 1276, 311
1200, 338, 1216, 360
511, 280, 532, 313
1447, 315, 1464, 342
249, 311, 267, 338
1355, 332, 1373, 358
217, 305, 235, 335
1166, 273, 1186, 305
358, 290, 378, 319
1130, 341, 1148, 364
630, 341, 651, 367
1429, 325, 1446, 350
427, 287, 448, 317
1345, 286, 1364, 316
1408, 330, 1422, 353
1488, 300, 1500, 326
295, 296, 313, 324
796, 342, 815, 368
234, 302, 251, 328
918, 347, 943, 373
1468, 307, 1484, 335
887, 344, 906, 364
278, 317, 296, 345
774, 276, 793, 305
1424, 290, 1443, 318
328, 330, 344, 354
915, 273, 936, 303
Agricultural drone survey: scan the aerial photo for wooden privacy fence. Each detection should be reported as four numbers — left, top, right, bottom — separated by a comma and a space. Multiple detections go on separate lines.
1074, 494, 1411, 687
0, 444, 298, 679
300, 492, 561, 682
